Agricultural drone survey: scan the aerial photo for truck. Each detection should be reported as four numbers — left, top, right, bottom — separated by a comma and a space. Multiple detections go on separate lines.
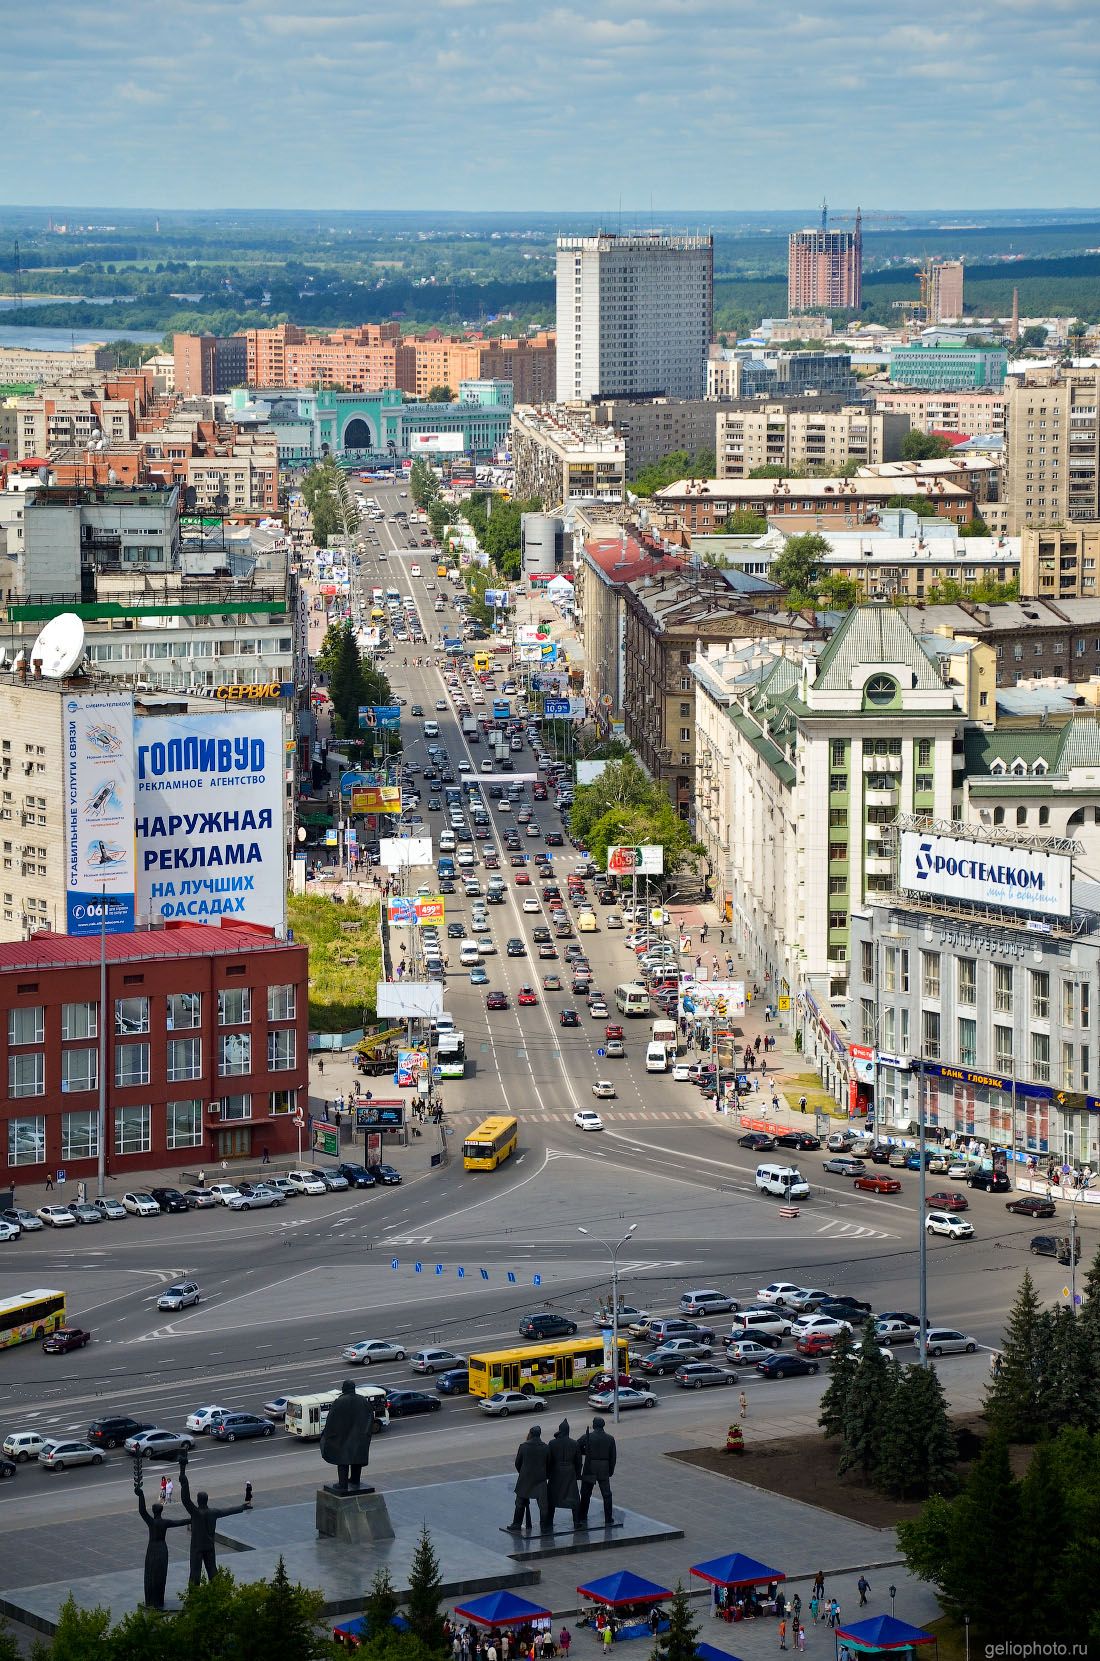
461, 715, 479, 742
651, 1018, 679, 1061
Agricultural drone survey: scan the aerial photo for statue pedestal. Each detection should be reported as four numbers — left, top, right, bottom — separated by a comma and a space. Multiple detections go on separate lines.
315, 1487, 395, 1544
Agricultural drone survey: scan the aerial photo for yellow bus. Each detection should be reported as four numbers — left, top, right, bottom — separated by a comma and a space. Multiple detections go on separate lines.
0, 1289, 66, 1350
463, 1115, 518, 1171
467, 1337, 629, 1399
472, 652, 492, 673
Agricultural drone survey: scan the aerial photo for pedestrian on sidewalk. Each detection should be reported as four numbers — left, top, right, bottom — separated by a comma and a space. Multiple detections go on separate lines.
799, 1096, 807, 1113
160, 1474, 168, 1504
165, 1475, 174, 1505
812, 1572, 825, 1603
778, 1618, 788, 1651
317, 1057, 324, 1076
739, 1388, 747, 1420
45, 1171, 54, 1191
719, 928, 725, 945
808, 1595, 820, 1624
857, 1576, 870, 1607
827, 1600, 840, 1629
559, 1630, 571, 1659
796, 1623, 806, 1653
261, 1146, 270, 1165
791, 1595, 801, 1626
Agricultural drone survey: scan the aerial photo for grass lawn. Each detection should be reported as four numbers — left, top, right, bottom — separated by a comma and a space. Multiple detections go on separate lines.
780, 1069, 848, 1117
287, 893, 382, 1033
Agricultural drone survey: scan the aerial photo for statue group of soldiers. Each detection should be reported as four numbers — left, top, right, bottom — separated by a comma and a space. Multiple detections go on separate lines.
510, 1416, 617, 1532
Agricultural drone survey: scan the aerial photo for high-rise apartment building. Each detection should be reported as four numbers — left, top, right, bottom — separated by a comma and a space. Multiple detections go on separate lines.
787, 209, 862, 313
555, 233, 713, 402
1004, 367, 1100, 532
716, 405, 909, 478
921, 259, 965, 324
173, 333, 247, 398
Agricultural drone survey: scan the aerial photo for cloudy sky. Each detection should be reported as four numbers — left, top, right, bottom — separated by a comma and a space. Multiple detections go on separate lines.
3, 0, 1096, 211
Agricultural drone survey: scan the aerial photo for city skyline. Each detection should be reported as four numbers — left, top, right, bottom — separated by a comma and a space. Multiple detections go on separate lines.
2, 0, 1096, 211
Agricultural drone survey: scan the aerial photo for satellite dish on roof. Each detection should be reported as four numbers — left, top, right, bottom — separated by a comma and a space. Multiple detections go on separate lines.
30, 613, 85, 679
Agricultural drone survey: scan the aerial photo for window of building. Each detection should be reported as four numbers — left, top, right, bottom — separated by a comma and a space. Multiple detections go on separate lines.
61, 1001, 97, 1042
831, 740, 846, 766
167, 1037, 202, 1082
828, 808, 848, 827
1063, 979, 1077, 1026
267, 984, 296, 1022
957, 957, 976, 1006
115, 997, 149, 1035
268, 1030, 296, 1072
858, 996, 874, 1045
114, 1103, 151, 1156
62, 1109, 99, 1161
1083, 984, 1091, 1029
921, 951, 941, 1000
218, 987, 251, 1026
1031, 1031, 1051, 1083
218, 1033, 251, 1076
8, 1006, 44, 1046
865, 675, 897, 706
270, 1089, 297, 1116
829, 874, 846, 895
994, 1024, 1015, 1073
860, 940, 874, 984
7, 1113, 46, 1165
994, 963, 1014, 1014
1016, 806, 1027, 826
829, 774, 847, 794
958, 1018, 977, 1067
167, 1099, 203, 1149
828, 910, 848, 931
917, 738, 933, 767
1030, 970, 1050, 1021
922, 1009, 941, 1060
1061, 1042, 1075, 1090
221, 1093, 251, 1122
9, 1050, 45, 1096
829, 842, 848, 862
115, 1044, 150, 1088
61, 1048, 97, 1094
166, 992, 201, 1030
914, 773, 934, 794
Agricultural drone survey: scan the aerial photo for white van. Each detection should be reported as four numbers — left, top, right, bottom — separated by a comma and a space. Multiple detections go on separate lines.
423, 721, 440, 738
438, 830, 456, 854
755, 1164, 811, 1200
459, 943, 480, 967
645, 1042, 669, 1073
433, 1011, 455, 1034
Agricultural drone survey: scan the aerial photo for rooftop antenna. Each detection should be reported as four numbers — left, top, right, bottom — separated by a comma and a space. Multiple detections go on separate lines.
11, 239, 22, 309
821, 199, 827, 233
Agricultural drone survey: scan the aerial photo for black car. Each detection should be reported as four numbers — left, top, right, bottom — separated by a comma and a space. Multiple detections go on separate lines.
820, 1294, 873, 1314
969, 1170, 1011, 1193
337, 1163, 377, 1189
385, 1390, 442, 1418
368, 1164, 403, 1186
436, 1368, 470, 1396
88, 1416, 155, 1450
0, 1457, 15, 1480
150, 1187, 190, 1214
519, 1313, 578, 1339
506, 939, 527, 957
738, 1132, 775, 1152
1006, 1195, 1057, 1218
1030, 1234, 1081, 1263
867, 1144, 893, 1165
559, 1008, 580, 1027
757, 1353, 820, 1380
774, 1132, 821, 1151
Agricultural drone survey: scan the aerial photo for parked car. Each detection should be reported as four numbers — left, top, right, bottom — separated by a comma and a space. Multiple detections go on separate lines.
227, 1184, 283, 1211
182, 1188, 218, 1209
337, 1164, 376, 1189
368, 1165, 403, 1186
121, 1192, 161, 1217
924, 1328, 979, 1357
795, 1332, 837, 1358
478, 1390, 547, 1417
678, 1290, 738, 1316
36, 1205, 76, 1228
725, 1337, 777, 1365
774, 1132, 821, 1151
1006, 1195, 1057, 1217
309, 1169, 350, 1192
925, 1191, 969, 1211
968, 1170, 1011, 1193
757, 1353, 820, 1380
212, 1413, 275, 1442
150, 1187, 190, 1214
674, 1362, 737, 1390
39, 1439, 105, 1471
286, 1171, 328, 1196
875, 1318, 918, 1345
42, 1326, 92, 1354
518, 1313, 577, 1339
0, 1217, 22, 1241
756, 1282, 804, 1306
125, 1428, 196, 1458
69, 1203, 102, 1225
3, 1207, 43, 1232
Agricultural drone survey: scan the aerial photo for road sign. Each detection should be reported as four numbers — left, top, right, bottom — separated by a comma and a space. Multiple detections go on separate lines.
597, 1047, 605, 1057
432, 1066, 443, 1079
56, 1169, 66, 1184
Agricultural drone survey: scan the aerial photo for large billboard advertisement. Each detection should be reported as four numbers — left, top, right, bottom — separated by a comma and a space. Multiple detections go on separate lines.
350, 785, 401, 814
64, 692, 137, 936
679, 980, 746, 1019
409, 433, 465, 453
607, 844, 665, 877
898, 831, 1072, 921
134, 710, 286, 929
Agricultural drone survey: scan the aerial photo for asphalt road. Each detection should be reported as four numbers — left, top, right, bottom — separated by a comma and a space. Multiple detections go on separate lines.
0, 478, 1088, 1543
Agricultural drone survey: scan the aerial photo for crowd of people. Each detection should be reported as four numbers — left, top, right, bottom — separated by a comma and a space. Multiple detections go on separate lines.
444, 1619, 571, 1661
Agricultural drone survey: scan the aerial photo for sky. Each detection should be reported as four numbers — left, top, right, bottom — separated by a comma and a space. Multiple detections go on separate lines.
3, 0, 1098, 212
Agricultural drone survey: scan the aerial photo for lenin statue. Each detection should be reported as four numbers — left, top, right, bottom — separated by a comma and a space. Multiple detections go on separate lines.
320, 1380, 378, 1492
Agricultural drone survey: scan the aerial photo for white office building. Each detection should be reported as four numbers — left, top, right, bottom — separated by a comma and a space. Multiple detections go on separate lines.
556, 234, 713, 403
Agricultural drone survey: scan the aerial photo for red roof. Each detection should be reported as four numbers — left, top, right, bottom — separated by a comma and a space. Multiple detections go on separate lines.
0, 920, 290, 973
585, 535, 684, 585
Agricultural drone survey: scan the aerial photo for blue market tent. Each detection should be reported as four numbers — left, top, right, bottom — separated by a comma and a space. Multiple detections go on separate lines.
835, 1615, 937, 1653
454, 1592, 553, 1628
690, 1555, 785, 1589
577, 1571, 672, 1607
696, 1645, 746, 1661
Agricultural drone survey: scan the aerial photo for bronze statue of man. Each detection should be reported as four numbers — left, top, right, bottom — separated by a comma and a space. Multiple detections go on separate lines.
178, 1455, 251, 1585
576, 1415, 617, 1528
320, 1379, 378, 1492
134, 1460, 189, 1609
510, 1424, 551, 1531
546, 1418, 582, 1527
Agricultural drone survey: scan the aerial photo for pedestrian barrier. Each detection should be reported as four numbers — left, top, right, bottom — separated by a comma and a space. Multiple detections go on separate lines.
777, 1206, 800, 1220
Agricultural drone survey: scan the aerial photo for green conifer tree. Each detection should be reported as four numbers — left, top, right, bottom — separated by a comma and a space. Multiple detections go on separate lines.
405, 1525, 446, 1654
651, 1583, 699, 1661
838, 1319, 896, 1477
985, 1270, 1045, 1440
365, 1567, 399, 1638
817, 1325, 857, 1441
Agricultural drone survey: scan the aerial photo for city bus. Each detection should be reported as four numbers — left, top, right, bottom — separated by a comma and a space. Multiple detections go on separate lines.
466, 1336, 629, 1399
284, 1384, 389, 1439
0, 1289, 66, 1350
492, 698, 510, 721
613, 982, 651, 1017
472, 653, 492, 673
462, 1115, 519, 1171
436, 1031, 467, 1079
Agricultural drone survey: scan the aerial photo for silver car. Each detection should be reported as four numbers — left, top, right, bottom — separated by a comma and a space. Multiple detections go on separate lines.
38, 1439, 105, 1471
343, 1339, 407, 1365
478, 1390, 547, 1418
227, 1185, 284, 1211
3, 1207, 43, 1232
925, 1327, 979, 1357
92, 1197, 127, 1221
70, 1203, 103, 1225
124, 1428, 195, 1459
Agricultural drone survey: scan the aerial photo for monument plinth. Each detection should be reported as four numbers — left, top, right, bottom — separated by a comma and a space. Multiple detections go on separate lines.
316, 1487, 395, 1544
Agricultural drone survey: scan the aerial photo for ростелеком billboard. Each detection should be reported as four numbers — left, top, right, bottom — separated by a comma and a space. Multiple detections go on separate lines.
134, 710, 285, 930
898, 830, 1072, 921
64, 691, 137, 935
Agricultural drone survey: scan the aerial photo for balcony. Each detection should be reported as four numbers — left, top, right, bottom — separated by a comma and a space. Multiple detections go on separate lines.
865, 786, 898, 807
866, 856, 893, 875
862, 754, 902, 772
865, 822, 891, 842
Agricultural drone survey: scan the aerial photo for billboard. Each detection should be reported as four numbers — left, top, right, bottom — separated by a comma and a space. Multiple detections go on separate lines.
544, 699, 570, 719
679, 980, 746, 1019
64, 691, 137, 936
376, 981, 444, 1020
359, 705, 401, 730
607, 844, 664, 877
387, 897, 416, 927
134, 710, 286, 930
898, 831, 1072, 921
414, 895, 445, 925
379, 837, 433, 869
350, 786, 401, 813
409, 432, 465, 453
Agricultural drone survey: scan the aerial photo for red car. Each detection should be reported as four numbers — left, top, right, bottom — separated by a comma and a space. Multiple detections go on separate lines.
794, 1332, 835, 1359
925, 1191, 969, 1211
42, 1327, 92, 1354
514, 871, 531, 885
517, 986, 538, 1006
854, 1174, 902, 1195
605, 1023, 624, 1041
486, 992, 510, 1011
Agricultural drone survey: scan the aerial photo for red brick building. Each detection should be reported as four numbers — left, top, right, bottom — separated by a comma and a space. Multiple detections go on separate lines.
0, 922, 308, 1185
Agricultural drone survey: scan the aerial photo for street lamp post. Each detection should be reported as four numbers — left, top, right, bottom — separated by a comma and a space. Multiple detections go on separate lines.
578, 1222, 637, 1424
889, 1586, 896, 1618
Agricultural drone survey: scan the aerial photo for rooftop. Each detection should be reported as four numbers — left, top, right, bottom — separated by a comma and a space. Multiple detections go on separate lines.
0, 921, 291, 973
656, 476, 973, 503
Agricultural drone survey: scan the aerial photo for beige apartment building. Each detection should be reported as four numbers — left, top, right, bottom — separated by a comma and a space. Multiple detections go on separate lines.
0, 680, 66, 941
1019, 523, 1100, 598
511, 406, 626, 510
1004, 367, 1100, 532
872, 387, 1008, 438
0, 343, 106, 385
717, 405, 909, 478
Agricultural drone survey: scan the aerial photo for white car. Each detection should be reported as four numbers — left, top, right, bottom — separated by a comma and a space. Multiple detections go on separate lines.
92, 1197, 127, 1221
671, 1064, 692, 1083
410, 565, 421, 576
287, 1171, 327, 1196
588, 1386, 657, 1411
343, 1338, 407, 1365
757, 1282, 804, 1306
185, 1405, 236, 1434
121, 1192, 161, 1217
924, 1327, 979, 1357
0, 1219, 22, 1242
2, 1431, 48, 1462
207, 1182, 243, 1205
591, 1081, 615, 1099
37, 1205, 76, 1228
522, 897, 540, 912
478, 1390, 546, 1418
926, 1211, 975, 1240
574, 1109, 605, 1131
948, 1160, 979, 1180
792, 1314, 852, 1339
